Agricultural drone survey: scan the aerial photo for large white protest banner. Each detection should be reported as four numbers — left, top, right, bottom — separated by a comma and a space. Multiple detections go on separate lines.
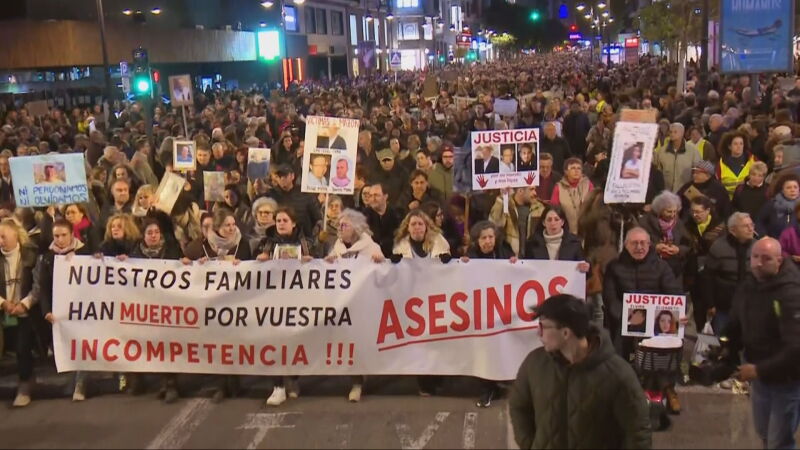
302, 116, 359, 195
53, 257, 585, 380
10, 154, 88, 207
603, 121, 658, 204
471, 129, 539, 190
621, 293, 686, 338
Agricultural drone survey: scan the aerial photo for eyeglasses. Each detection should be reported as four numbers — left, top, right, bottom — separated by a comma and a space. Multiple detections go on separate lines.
257, 210, 275, 215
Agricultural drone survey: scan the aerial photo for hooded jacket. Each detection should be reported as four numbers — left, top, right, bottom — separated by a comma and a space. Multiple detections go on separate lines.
724, 261, 800, 384
509, 326, 652, 449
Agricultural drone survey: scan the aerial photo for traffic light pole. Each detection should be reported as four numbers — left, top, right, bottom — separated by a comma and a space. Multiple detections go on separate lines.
95, 0, 114, 102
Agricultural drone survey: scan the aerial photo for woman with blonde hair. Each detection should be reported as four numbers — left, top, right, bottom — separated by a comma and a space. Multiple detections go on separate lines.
97, 214, 141, 258
132, 184, 156, 217
391, 209, 451, 396
392, 209, 451, 260
0, 218, 39, 406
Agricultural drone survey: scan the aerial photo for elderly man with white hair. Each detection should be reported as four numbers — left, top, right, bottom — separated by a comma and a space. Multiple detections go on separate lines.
707, 113, 726, 151
656, 122, 702, 192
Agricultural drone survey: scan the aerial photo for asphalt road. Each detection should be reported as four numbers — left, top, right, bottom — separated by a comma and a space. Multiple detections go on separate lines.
0, 364, 776, 449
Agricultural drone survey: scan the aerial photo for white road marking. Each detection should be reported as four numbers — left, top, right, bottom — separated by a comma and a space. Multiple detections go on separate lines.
505, 404, 519, 450
462, 412, 477, 449
237, 412, 299, 450
335, 423, 352, 449
395, 411, 451, 450
146, 398, 214, 449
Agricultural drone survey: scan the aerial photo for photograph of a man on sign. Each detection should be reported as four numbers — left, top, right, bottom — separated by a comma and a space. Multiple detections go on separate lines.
170, 75, 193, 106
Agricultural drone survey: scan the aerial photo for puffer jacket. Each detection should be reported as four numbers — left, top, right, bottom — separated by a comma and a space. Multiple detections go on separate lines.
724, 261, 800, 384
509, 326, 652, 449
701, 234, 753, 313
638, 212, 693, 282
656, 140, 701, 192
603, 249, 682, 333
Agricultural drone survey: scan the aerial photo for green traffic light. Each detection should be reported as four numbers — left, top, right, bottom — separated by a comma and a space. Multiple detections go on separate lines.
530, 10, 541, 21
136, 79, 151, 93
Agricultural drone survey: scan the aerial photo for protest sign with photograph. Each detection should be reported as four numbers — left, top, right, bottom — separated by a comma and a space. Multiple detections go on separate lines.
154, 172, 186, 214
493, 98, 519, 117
273, 244, 302, 260
25, 100, 49, 118
302, 116, 359, 195
10, 154, 88, 207
603, 121, 658, 204
622, 293, 686, 338
247, 147, 271, 181
169, 75, 194, 107
203, 171, 225, 202
173, 140, 196, 172
471, 129, 539, 190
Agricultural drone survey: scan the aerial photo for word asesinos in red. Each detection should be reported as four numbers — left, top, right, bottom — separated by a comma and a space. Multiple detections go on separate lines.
376, 278, 568, 345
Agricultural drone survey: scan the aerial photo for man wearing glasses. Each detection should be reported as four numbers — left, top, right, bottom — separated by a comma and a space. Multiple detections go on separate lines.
509, 294, 652, 449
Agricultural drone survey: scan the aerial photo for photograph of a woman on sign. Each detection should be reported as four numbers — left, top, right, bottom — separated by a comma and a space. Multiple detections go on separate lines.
620, 142, 644, 180
499, 145, 516, 174
653, 309, 678, 336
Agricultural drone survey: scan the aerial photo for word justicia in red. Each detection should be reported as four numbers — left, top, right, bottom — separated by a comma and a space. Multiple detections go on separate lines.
375, 278, 568, 346
472, 130, 538, 145
625, 294, 684, 307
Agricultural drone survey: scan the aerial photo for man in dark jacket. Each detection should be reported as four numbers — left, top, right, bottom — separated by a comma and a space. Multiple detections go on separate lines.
700, 212, 755, 334
603, 227, 683, 358
723, 237, 800, 449
562, 101, 591, 161
676, 160, 732, 220
539, 122, 571, 173
268, 164, 321, 237
509, 294, 651, 449
364, 182, 404, 257
367, 149, 407, 205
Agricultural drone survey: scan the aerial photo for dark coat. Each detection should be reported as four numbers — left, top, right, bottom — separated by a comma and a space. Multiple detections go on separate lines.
676, 178, 731, 221
0, 245, 38, 307
474, 156, 500, 174
267, 186, 322, 238
702, 234, 753, 312
99, 238, 138, 257
563, 111, 591, 160
639, 212, 693, 281
466, 241, 515, 259
540, 136, 572, 173
364, 206, 404, 258
509, 326, 652, 449
757, 195, 799, 239
603, 249, 682, 333
526, 229, 584, 261
732, 180, 769, 219
724, 261, 800, 384
35, 244, 92, 316
129, 240, 184, 260
254, 226, 313, 258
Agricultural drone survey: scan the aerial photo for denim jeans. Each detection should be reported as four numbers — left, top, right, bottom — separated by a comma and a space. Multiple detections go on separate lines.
751, 379, 800, 449
711, 310, 730, 337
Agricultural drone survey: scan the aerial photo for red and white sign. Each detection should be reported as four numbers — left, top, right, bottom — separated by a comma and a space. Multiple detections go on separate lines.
471, 129, 540, 190
52, 257, 585, 380
624, 37, 640, 48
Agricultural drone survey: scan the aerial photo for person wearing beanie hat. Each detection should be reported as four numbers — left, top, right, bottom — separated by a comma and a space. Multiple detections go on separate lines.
675, 159, 732, 221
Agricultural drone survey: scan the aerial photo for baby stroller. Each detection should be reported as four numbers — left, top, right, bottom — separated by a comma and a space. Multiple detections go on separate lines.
633, 336, 683, 431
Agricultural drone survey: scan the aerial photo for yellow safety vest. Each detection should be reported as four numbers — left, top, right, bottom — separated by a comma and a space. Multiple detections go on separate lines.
719, 156, 754, 199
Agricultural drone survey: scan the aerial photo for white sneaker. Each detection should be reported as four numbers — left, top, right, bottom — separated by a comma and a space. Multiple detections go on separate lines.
266, 386, 286, 406
719, 379, 734, 390
72, 382, 86, 402
348, 384, 362, 403
12, 393, 30, 407
286, 378, 299, 399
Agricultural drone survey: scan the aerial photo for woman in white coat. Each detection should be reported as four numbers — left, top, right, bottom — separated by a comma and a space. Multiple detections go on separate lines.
326, 208, 384, 402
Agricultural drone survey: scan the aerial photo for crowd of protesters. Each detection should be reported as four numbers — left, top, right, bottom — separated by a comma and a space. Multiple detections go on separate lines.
1, 50, 800, 447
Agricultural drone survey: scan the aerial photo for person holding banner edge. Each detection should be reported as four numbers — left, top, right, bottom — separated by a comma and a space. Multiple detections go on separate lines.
325, 208, 384, 403
461, 220, 517, 408
256, 206, 313, 406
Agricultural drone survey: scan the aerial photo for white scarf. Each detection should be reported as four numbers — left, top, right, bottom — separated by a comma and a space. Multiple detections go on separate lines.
543, 229, 563, 261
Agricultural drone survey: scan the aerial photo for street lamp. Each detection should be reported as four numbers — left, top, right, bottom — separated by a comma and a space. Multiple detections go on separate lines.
577, 1, 613, 66
261, 0, 274, 7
